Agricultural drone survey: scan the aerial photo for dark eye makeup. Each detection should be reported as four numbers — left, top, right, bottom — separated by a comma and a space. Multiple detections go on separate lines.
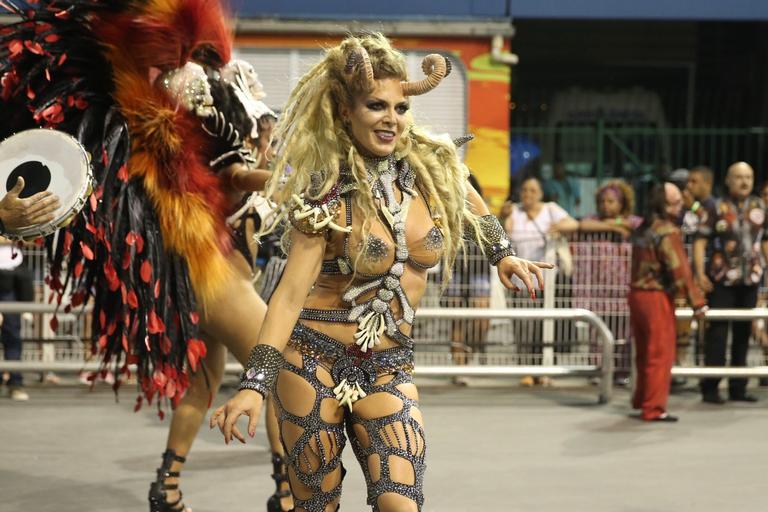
366, 100, 386, 110
365, 100, 410, 114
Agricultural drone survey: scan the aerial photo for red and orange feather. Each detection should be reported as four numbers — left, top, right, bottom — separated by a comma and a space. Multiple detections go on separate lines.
95, 0, 235, 303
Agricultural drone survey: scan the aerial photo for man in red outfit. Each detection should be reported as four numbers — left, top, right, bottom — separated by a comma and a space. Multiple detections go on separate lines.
629, 183, 708, 422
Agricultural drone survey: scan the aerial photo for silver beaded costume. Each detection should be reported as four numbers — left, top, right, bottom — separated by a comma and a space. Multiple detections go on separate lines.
272, 155, 431, 511
274, 323, 424, 512
264, 153, 514, 511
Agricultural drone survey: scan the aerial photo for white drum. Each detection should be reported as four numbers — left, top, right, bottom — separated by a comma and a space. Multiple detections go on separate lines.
0, 128, 93, 240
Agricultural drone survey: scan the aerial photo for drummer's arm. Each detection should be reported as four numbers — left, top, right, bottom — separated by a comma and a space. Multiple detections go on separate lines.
222, 163, 272, 193
0, 177, 60, 233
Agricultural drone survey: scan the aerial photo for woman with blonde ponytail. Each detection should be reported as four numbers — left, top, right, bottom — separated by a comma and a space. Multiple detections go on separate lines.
211, 33, 551, 511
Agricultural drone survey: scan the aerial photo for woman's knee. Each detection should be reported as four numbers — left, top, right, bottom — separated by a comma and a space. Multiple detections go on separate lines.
293, 502, 340, 512
376, 493, 419, 512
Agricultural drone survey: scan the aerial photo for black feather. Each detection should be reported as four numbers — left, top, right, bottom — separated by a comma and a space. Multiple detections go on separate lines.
4, 0, 205, 409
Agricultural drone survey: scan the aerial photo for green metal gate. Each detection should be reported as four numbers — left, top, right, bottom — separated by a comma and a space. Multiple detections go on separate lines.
513, 124, 768, 183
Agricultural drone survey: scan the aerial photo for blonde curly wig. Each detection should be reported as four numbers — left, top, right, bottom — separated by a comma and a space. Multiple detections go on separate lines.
267, 32, 484, 282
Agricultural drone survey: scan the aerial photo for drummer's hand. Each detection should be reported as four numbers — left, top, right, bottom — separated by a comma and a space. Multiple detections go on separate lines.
497, 256, 555, 299
0, 177, 60, 231
209, 389, 264, 444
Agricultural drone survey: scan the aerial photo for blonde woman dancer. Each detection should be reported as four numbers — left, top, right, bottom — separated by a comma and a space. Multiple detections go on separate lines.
212, 33, 551, 511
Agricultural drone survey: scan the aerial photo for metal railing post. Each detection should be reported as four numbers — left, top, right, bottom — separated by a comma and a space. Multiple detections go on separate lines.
596, 119, 605, 181
416, 307, 616, 403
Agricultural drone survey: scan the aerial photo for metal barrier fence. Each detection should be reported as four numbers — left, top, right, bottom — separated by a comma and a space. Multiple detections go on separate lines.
4, 302, 768, 398
3, 233, 768, 400
418, 233, 636, 374
673, 308, 768, 378
414, 307, 615, 403
7, 236, 632, 372
0, 305, 617, 403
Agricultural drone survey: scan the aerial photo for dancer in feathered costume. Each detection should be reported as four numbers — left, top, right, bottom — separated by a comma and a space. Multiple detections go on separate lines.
1, 1, 293, 510
1, 0, 231, 408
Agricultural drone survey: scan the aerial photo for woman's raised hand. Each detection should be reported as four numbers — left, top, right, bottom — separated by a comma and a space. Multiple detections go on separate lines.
209, 389, 265, 444
497, 256, 555, 300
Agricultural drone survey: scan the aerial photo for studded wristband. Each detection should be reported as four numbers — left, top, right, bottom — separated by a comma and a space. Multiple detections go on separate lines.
239, 344, 285, 398
474, 214, 516, 265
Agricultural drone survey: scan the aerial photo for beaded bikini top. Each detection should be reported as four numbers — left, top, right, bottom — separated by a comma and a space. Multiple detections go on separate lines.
291, 154, 444, 351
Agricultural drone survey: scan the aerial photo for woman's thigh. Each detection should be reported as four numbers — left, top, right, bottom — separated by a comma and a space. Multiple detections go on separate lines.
199, 251, 267, 364
348, 372, 425, 512
273, 347, 347, 512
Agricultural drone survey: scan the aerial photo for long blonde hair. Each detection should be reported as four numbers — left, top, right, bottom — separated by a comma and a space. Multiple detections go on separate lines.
267, 33, 482, 281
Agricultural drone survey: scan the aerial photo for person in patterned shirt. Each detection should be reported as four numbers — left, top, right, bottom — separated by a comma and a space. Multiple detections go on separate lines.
694, 161, 768, 404
629, 182, 707, 421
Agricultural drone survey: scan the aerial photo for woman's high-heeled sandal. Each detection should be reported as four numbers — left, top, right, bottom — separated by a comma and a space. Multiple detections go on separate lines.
149, 449, 188, 512
267, 453, 294, 512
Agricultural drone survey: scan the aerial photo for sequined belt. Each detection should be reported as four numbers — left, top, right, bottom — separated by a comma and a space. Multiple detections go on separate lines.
288, 323, 414, 411
298, 308, 414, 349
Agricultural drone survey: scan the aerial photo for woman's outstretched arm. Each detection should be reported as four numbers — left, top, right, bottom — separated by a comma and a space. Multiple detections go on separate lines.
464, 183, 554, 299
210, 229, 326, 444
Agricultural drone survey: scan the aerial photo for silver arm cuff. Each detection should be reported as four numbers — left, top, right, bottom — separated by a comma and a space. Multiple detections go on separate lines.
239, 344, 285, 398
473, 215, 516, 265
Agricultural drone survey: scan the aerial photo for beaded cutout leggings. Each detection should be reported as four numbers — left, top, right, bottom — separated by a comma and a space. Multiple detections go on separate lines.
273, 324, 426, 511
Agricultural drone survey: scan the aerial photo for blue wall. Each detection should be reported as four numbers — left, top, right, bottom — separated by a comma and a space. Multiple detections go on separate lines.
229, 0, 509, 20
230, 0, 768, 22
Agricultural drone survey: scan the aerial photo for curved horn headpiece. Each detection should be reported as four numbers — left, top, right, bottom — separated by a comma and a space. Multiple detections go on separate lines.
345, 47, 376, 91
453, 133, 475, 148
401, 54, 451, 96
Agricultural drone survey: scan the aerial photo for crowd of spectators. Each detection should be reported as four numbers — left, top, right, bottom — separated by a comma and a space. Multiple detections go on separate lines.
5, 161, 768, 404
497, 161, 768, 401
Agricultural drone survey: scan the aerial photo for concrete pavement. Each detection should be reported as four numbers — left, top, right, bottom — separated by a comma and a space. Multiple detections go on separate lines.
1, 379, 766, 512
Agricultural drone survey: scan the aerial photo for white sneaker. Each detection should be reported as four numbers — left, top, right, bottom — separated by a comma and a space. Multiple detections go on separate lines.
43, 372, 61, 385
9, 388, 29, 401
451, 376, 470, 387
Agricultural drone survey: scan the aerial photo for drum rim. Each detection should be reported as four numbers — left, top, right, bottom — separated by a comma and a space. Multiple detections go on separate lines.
0, 128, 93, 239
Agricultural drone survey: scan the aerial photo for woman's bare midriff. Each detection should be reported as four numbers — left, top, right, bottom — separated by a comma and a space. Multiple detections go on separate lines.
298, 266, 428, 351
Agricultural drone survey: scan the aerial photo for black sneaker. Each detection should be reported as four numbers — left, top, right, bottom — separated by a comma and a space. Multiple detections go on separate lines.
728, 393, 758, 403
671, 377, 688, 388
649, 413, 679, 422
702, 394, 726, 405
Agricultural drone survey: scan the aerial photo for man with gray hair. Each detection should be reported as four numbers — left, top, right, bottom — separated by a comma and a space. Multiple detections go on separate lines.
694, 161, 766, 404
